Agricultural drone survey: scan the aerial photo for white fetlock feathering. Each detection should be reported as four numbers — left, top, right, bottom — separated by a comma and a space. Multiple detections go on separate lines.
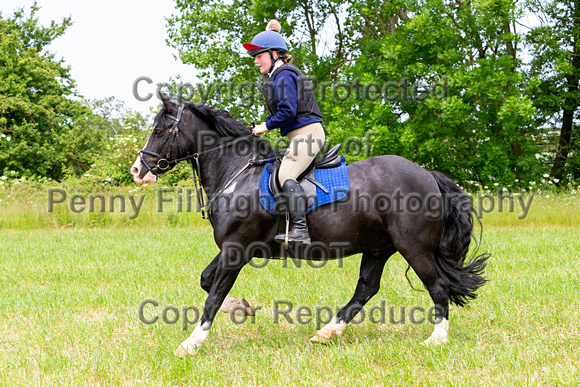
423, 318, 449, 346
310, 316, 347, 344
174, 321, 212, 357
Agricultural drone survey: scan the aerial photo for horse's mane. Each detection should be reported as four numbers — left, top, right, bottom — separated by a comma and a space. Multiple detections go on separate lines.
186, 103, 253, 137
154, 101, 273, 156
154, 102, 252, 138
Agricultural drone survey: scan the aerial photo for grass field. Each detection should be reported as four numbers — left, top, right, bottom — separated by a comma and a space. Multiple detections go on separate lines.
1, 190, 579, 385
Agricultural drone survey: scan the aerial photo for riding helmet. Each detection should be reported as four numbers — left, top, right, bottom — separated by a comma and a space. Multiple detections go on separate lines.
243, 20, 287, 57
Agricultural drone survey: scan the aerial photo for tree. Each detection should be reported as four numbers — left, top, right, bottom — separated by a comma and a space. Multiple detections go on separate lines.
166, 0, 349, 120
78, 97, 163, 186
0, 4, 105, 180
166, 0, 554, 187
526, 0, 580, 182
83, 97, 151, 137
322, 0, 541, 186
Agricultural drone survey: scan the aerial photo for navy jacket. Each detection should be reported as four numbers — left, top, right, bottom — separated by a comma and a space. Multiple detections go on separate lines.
264, 67, 322, 136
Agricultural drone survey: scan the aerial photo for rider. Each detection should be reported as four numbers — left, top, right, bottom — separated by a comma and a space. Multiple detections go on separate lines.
243, 20, 325, 246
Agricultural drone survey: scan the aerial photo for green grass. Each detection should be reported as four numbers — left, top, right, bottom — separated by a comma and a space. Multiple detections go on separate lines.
0, 183, 206, 230
473, 191, 580, 228
1, 218, 579, 385
2, 181, 579, 230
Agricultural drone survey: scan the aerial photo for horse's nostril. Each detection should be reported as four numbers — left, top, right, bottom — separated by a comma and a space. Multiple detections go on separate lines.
131, 166, 139, 176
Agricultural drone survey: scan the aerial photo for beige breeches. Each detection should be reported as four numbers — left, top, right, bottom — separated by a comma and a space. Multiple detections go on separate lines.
278, 122, 326, 186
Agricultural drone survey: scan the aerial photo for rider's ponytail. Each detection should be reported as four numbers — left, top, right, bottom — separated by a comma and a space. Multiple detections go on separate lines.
278, 52, 293, 63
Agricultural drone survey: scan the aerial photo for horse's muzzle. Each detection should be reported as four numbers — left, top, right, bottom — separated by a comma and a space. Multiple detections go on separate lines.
131, 156, 157, 184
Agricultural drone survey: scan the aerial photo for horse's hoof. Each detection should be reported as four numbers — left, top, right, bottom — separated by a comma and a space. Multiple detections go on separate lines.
239, 298, 255, 317
309, 333, 331, 344
174, 346, 189, 357
220, 296, 255, 316
422, 336, 449, 346
174, 341, 199, 357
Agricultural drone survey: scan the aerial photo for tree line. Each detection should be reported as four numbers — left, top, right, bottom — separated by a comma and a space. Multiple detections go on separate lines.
0, 5, 149, 184
167, 0, 579, 187
1, 1, 579, 188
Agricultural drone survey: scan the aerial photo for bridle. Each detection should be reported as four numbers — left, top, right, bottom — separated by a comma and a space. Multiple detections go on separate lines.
137, 106, 273, 220
138, 105, 190, 175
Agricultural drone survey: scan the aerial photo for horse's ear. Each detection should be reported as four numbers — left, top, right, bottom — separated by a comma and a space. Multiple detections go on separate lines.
161, 93, 177, 114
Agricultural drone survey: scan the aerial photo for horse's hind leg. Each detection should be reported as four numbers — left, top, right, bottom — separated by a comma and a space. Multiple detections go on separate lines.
397, 246, 450, 345
310, 250, 394, 343
200, 253, 253, 317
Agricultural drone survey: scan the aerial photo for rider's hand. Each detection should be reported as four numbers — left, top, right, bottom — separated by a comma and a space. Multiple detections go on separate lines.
252, 122, 268, 136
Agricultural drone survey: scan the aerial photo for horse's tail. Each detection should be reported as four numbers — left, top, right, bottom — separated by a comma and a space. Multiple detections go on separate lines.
430, 171, 490, 307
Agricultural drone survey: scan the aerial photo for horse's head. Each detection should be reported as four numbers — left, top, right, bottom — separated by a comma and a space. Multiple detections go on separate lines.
131, 98, 263, 185
131, 98, 197, 184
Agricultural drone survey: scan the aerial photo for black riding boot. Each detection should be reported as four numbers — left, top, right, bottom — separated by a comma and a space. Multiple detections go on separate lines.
275, 179, 311, 245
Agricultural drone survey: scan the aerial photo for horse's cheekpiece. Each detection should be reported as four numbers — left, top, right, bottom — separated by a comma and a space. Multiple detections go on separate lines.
258, 144, 350, 215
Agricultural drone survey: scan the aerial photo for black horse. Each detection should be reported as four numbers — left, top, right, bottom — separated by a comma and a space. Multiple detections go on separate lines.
130, 98, 489, 356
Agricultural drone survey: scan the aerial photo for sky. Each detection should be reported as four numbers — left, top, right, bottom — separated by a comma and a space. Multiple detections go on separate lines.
1, 0, 197, 115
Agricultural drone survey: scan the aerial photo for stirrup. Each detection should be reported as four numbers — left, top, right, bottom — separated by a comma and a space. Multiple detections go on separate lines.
275, 225, 311, 246
274, 232, 311, 246
274, 220, 311, 246
275, 212, 292, 248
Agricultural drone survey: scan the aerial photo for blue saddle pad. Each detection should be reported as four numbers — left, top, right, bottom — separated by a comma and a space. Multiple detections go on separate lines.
258, 157, 350, 215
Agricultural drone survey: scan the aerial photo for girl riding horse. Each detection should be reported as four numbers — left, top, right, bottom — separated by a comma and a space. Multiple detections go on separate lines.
244, 20, 325, 246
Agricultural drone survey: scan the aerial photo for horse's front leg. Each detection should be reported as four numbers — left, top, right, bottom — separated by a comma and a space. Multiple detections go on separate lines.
200, 252, 254, 316
176, 246, 248, 356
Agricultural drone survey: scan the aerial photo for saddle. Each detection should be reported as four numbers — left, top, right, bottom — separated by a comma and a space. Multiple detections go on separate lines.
267, 144, 342, 213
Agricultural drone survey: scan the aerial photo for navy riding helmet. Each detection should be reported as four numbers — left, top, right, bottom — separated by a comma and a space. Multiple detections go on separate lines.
243, 30, 288, 57
243, 28, 288, 73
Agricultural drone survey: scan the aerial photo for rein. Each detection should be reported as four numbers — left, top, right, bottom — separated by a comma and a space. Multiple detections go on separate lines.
191, 141, 275, 220
192, 152, 274, 220
138, 105, 274, 221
